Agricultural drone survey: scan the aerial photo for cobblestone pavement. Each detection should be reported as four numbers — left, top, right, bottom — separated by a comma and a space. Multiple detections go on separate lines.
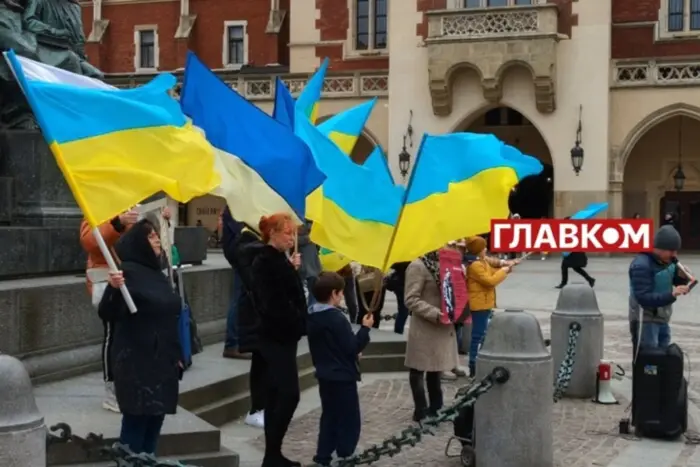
254, 378, 632, 466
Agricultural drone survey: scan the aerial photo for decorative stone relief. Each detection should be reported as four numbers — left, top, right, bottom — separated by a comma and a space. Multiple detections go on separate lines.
613, 60, 700, 87
425, 5, 559, 117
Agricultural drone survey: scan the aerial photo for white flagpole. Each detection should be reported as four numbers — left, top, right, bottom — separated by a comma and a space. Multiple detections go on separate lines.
91, 228, 138, 313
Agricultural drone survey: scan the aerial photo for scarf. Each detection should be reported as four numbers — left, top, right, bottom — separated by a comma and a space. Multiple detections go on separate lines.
420, 251, 441, 287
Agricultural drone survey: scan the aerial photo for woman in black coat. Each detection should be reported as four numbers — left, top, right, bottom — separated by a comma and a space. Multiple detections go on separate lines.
250, 213, 307, 467
99, 219, 182, 455
555, 252, 595, 288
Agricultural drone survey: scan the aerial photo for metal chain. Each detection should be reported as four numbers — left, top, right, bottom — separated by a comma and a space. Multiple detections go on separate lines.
332, 367, 510, 466
553, 322, 582, 402
46, 424, 197, 467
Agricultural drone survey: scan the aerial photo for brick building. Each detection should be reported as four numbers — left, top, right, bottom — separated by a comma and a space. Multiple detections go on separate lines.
80, 0, 700, 248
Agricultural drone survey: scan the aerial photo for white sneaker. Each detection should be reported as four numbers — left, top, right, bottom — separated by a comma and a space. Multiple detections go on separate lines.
244, 410, 264, 428
102, 382, 120, 413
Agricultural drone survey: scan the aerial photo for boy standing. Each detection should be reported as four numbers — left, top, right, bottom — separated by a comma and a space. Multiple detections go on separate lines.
307, 272, 374, 466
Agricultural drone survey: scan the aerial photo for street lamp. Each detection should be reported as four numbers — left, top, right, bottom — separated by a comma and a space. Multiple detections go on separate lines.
673, 164, 685, 192
399, 135, 411, 180
674, 117, 685, 192
571, 105, 584, 175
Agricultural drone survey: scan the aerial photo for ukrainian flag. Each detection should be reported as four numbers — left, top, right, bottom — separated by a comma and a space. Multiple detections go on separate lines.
3, 50, 219, 228
319, 247, 351, 272
363, 146, 395, 186
181, 52, 325, 228
383, 132, 543, 269
296, 114, 404, 270
317, 98, 377, 154
296, 58, 328, 124
272, 77, 295, 129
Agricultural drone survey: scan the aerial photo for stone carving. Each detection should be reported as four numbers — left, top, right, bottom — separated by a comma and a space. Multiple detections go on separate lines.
0, 0, 104, 129
614, 60, 700, 87
441, 10, 538, 38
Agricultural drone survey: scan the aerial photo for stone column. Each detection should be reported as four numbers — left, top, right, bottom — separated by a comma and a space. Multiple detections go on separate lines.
475, 309, 553, 467
550, 284, 604, 399
0, 354, 47, 467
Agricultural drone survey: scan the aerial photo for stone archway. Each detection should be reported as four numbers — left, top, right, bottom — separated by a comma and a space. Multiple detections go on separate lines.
620, 111, 700, 249
316, 114, 379, 164
454, 105, 554, 218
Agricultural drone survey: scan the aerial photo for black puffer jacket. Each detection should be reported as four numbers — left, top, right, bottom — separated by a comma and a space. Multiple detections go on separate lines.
98, 220, 182, 416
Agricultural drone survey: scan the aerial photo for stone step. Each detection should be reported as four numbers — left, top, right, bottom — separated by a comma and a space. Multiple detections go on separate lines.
54, 446, 239, 467
194, 366, 318, 427
360, 353, 406, 373
46, 409, 221, 465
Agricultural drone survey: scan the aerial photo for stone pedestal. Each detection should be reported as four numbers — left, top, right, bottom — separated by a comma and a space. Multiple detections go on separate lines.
475, 309, 553, 467
550, 284, 604, 399
0, 354, 47, 467
0, 130, 84, 278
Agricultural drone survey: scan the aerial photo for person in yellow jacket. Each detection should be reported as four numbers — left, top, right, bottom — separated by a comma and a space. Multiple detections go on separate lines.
465, 236, 512, 377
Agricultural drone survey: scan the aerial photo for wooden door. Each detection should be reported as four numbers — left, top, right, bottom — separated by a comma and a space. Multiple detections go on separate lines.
660, 191, 700, 250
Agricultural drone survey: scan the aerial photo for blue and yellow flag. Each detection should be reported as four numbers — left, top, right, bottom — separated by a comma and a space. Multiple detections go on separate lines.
317, 98, 377, 154
319, 247, 351, 272
296, 114, 404, 270
383, 132, 543, 269
296, 58, 328, 124
363, 146, 394, 186
181, 52, 325, 228
4, 50, 219, 228
272, 77, 295, 129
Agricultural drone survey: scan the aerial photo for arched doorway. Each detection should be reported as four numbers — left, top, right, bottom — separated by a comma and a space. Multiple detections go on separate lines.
457, 106, 554, 218
622, 114, 700, 249
316, 114, 377, 164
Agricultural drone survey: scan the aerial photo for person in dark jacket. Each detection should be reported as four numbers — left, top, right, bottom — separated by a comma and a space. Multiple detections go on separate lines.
251, 213, 307, 467
385, 261, 410, 334
98, 219, 182, 455
629, 225, 691, 350
221, 206, 250, 359
298, 221, 322, 305
231, 223, 267, 429
555, 252, 594, 288
307, 272, 374, 467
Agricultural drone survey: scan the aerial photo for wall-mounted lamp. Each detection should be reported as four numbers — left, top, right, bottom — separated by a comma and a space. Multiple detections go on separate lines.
398, 110, 414, 180
570, 105, 584, 175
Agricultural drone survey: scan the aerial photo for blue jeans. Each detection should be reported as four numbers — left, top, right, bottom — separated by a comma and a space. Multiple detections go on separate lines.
394, 287, 409, 334
469, 310, 492, 372
225, 270, 242, 349
120, 413, 165, 455
455, 323, 464, 351
639, 321, 671, 349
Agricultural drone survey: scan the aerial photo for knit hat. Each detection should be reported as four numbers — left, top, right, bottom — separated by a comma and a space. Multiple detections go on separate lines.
466, 236, 486, 256
654, 225, 681, 251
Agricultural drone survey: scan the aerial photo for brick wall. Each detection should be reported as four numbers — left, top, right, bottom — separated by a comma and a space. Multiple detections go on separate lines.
315, 0, 388, 71
611, 0, 700, 58
81, 0, 289, 74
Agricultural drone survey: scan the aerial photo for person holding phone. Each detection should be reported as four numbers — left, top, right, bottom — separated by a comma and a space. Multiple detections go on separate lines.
629, 225, 691, 350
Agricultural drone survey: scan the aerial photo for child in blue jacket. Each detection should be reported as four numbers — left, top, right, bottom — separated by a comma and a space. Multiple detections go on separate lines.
307, 272, 374, 466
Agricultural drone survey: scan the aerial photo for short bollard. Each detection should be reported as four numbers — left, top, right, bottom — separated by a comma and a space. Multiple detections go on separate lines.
475, 309, 553, 467
0, 354, 47, 467
551, 284, 604, 398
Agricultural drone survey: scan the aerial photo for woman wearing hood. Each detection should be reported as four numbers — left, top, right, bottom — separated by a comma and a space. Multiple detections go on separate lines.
99, 219, 182, 455
403, 250, 460, 422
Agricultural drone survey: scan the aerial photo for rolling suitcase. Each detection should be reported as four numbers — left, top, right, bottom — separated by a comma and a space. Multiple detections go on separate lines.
632, 343, 687, 439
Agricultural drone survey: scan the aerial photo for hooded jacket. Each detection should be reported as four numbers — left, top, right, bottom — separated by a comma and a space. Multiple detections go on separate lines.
297, 221, 321, 281
98, 220, 182, 415
307, 303, 370, 382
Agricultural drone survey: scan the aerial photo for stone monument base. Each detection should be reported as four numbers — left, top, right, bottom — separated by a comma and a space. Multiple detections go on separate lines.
0, 226, 84, 279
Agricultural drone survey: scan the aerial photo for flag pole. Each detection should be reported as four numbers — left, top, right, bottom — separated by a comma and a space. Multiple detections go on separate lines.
91, 227, 138, 313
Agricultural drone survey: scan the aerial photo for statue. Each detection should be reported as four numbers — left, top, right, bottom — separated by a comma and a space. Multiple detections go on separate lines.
0, 0, 104, 129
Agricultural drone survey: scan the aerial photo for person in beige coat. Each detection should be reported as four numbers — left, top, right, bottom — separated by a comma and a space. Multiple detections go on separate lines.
404, 250, 460, 422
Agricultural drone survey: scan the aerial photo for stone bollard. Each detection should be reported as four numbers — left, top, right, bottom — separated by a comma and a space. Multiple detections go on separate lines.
0, 354, 47, 467
475, 309, 552, 467
551, 284, 604, 398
